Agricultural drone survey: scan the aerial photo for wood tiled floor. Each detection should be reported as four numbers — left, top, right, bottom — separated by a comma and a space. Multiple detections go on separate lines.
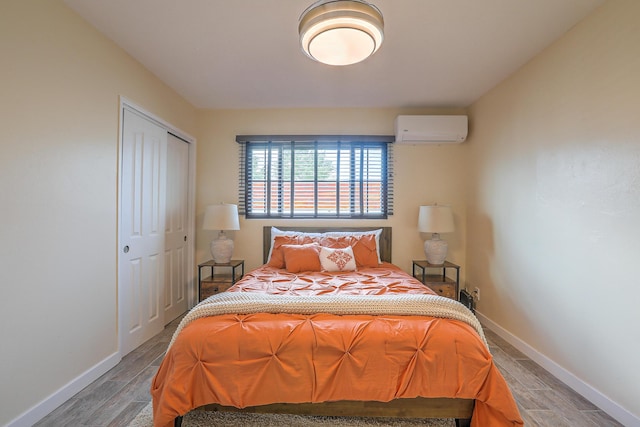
33, 317, 182, 427
35, 315, 623, 427
483, 328, 622, 427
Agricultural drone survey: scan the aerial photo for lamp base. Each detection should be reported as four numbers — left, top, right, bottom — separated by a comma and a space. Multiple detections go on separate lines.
210, 231, 234, 264
424, 233, 448, 265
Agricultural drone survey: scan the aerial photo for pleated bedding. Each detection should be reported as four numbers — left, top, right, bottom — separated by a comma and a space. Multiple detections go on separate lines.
151, 264, 523, 427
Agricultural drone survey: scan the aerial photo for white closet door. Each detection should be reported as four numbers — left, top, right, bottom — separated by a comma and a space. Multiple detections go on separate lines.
119, 109, 167, 356
163, 134, 189, 323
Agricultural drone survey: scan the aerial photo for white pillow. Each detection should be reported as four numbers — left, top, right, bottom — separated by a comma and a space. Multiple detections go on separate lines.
319, 246, 357, 272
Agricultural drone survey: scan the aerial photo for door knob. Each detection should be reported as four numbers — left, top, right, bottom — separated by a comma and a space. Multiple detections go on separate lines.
123, 245, 130, 253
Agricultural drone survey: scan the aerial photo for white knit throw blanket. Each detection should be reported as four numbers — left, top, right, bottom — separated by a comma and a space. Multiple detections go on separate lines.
168, 292, 487, 350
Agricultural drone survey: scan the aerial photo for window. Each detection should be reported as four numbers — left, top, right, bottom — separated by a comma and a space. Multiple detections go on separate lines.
237, 135, 394, 219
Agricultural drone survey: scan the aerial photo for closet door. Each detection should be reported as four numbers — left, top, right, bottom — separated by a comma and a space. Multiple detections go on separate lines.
119, 109, 167, 356
163, 134, 189, 323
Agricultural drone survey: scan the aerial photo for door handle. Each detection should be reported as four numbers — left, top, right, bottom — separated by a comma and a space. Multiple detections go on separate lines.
123, 245, 130, 253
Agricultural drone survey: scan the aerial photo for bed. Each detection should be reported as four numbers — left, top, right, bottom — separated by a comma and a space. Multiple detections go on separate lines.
151, 226, 523, 427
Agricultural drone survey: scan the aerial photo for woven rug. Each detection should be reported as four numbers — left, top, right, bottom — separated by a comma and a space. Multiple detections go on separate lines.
128, 402, 455, 427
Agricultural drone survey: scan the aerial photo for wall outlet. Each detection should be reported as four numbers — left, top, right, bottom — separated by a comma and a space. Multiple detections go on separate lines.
473, 287, 480, 301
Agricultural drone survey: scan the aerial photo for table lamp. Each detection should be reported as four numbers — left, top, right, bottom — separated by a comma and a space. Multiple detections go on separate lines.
203, 203, 240, 264
418, 204, 454, 265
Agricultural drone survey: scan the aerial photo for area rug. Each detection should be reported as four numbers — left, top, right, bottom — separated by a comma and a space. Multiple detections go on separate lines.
128, 402, 455, 427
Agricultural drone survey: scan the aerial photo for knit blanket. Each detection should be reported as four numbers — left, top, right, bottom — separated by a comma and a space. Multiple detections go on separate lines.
168, 292, 489, 348
168, 292, 486, 350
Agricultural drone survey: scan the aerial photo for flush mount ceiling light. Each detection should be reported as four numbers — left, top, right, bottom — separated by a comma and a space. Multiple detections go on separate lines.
299, 0, 384, 66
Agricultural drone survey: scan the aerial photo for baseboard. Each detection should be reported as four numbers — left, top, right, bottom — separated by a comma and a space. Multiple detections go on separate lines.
476, 311, 638, 427
5, 351, 121, 427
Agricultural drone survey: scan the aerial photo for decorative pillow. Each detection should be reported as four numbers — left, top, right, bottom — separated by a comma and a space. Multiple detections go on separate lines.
318, 236, 351, 249
268, 235, 314, 269
324, 229, 383, 264
350, 234, 380, 268
267, 228, 383, 267
318, 235, 380, 268
281, 243, 321, 273
267, 227, 322, 265
319, 246, 357, 272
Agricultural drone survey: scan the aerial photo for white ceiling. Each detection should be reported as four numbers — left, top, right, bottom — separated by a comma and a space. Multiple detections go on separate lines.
64, 0, 604, 109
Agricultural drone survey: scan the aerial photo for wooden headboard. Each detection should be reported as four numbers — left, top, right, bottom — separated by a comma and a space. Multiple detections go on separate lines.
263, 226, 392, 264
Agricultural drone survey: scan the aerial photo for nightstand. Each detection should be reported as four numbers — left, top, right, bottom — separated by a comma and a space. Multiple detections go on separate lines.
198, 259, 244, 301
412, 260, 460, 301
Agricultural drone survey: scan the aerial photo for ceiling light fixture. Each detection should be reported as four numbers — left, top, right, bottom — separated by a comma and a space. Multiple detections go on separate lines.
299, 0, 384, 66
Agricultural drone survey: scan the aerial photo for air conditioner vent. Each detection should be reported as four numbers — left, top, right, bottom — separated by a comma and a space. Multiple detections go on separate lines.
394, 115, 468, 144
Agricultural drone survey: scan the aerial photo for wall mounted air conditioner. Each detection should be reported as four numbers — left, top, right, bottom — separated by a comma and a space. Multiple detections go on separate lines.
394, 115, 468, 144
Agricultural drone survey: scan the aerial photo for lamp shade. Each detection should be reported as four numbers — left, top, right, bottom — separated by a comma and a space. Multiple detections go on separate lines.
418, 205, 455, 233
203, 204, 240, 231
299, 0, 384, 66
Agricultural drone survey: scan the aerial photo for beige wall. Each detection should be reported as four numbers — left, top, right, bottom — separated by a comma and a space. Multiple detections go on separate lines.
195, 108, 468, 276
467, 0, 640, 422
4, 0, 638, 425
0, 1, 196, 425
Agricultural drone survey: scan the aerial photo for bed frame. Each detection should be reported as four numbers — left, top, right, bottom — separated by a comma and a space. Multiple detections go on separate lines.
174, 226, 473, 427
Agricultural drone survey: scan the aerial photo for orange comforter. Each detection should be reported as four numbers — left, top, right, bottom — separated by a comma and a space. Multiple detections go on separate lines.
151, 264, 523, 427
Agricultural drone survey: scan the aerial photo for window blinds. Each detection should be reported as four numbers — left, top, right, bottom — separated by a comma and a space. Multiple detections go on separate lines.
237, 136, 394, 219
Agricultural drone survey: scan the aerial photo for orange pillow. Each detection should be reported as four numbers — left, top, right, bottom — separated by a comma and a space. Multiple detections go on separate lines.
268, 235, 314, 268
281, 243, 321, 273
317, 236, 350, 249
351, 234, 380, 268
